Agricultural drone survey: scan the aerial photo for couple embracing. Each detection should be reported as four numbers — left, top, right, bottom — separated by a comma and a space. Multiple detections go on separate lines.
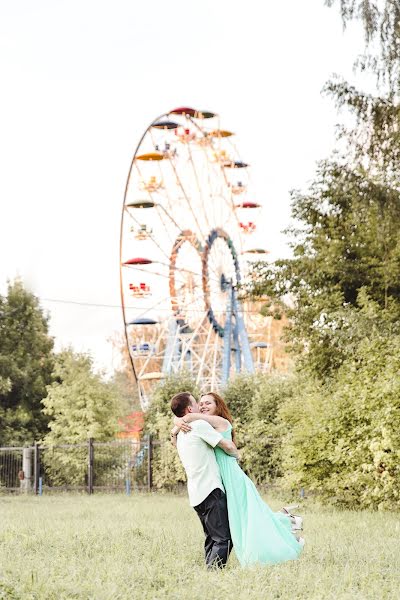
170, 391, 304, 569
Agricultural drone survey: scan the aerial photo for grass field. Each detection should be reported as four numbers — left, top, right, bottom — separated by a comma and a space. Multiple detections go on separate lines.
1, 494, 399, 600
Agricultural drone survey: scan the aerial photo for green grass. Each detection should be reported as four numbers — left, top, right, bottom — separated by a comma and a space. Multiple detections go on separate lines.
0, 494, 399, 600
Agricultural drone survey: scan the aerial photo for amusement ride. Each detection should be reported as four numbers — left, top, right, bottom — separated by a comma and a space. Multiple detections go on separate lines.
120, 107, 271, 409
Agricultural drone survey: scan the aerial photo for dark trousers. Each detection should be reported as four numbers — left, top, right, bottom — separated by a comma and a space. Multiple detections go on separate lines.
194, 488, 232, 569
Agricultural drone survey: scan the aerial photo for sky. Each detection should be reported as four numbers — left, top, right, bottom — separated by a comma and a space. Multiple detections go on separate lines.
0, 0, 367, 373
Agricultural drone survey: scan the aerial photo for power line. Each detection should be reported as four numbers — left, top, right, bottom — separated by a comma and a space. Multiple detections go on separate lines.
39, 296, 266, 314
41, 297, 124, 309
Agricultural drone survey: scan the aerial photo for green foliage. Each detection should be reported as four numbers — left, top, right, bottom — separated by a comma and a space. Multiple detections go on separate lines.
243, 24, 400, 504
42, 350, 119, 443
325, 0, 400, 88
234, 376, 297, 484
249, 160, 400, 379
145, 372, 200, 489
222, 373, 262, 423
279, 331, 400, 509
150, 412, 187, 489
145, 372, 292, 490
324, 79, 400, 179
146, 371, 200, 428
0, 279, 55, 445
142, 339, 400, 508
220, 373, 291, 484
41, 349, 120, 485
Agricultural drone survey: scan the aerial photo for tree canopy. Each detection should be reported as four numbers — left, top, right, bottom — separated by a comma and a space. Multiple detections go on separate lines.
325, 0, 400, 88
0, 280, 55, 445
42, 350, 120, 444
249, 158, 400, 377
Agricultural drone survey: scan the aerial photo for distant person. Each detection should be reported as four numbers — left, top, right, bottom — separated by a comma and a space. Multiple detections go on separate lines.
171, 391, 304, 567
170, 391, 238, 569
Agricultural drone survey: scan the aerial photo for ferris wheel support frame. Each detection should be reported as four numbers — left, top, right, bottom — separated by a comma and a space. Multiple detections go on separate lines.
233, 318, 241, 372
162, 318, 180, 374
222, 286, 233, 385
221, 285, 255, 386
232, 291, 255, 375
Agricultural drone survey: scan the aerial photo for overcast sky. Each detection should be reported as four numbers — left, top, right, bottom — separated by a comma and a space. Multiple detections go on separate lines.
0, 0, 367, 373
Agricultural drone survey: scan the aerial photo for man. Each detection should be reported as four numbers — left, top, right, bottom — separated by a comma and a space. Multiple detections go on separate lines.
170, 391, 238, 569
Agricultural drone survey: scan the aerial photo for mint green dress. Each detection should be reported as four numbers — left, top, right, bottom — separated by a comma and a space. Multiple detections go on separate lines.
214, 424, 303, 567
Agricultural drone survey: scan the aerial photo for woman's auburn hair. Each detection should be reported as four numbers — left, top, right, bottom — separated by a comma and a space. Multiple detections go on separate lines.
200, 391, 236, 443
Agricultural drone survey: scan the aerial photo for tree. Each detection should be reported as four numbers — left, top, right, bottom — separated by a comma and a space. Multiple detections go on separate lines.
42, 349, 119, 444
325, 0, 400, 88
40, 350, 121, 486
233, 375, 297, 485
0, 279, 55, 445
279, 328, 400, 509
232, 1, 400, 506
249, 160, 400, 378
322, 4, 400, 182
222, 373, 263, 424
323, 77, 400, 184
321, 1, 400, 199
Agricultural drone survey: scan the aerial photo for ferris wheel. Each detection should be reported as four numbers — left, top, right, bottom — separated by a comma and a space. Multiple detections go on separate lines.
120, 107, 269, 409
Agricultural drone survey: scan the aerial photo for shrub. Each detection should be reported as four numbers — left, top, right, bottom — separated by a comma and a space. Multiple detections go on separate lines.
279, 336, 400, 509
235, 375, 299, 484
145, 372, 200, 489
222, 373, 263, 423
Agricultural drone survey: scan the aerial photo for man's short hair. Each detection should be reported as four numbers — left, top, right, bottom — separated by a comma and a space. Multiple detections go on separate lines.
170, 391, 193, 417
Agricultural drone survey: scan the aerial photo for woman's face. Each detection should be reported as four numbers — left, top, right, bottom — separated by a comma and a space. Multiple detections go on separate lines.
199, 394, 217, 415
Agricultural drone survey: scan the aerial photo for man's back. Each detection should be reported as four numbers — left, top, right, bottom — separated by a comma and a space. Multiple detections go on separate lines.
176, 419, 223, 506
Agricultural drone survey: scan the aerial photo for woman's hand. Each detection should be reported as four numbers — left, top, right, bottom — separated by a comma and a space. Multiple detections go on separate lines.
173, 416, 192, 433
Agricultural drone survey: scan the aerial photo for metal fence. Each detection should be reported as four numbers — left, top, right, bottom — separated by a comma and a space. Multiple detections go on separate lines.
0, 437, 161, 494
0, 438, 305, 497
0, 446, 24, 491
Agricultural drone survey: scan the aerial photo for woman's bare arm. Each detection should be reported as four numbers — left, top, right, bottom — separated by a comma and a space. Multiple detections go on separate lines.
217, 438, 239, 458
174, 413, 229, 432
170, 424, 180, 447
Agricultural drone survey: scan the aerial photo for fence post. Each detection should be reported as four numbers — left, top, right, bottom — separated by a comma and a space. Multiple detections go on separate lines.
88, 438, 94, 495
33, 442, 40, 495
147, 434, 152, 492
21, 447, 33, 493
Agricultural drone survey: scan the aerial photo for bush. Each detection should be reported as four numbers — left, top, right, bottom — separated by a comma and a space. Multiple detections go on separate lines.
41, 350, 120, 487
222, 373, 263, 423
143, 336, 400, 509
145, 372, 200, 489
146, 371, 200, 426
279, 336, 400, 509
235, 375, 298, 484
145, 371, 299, 489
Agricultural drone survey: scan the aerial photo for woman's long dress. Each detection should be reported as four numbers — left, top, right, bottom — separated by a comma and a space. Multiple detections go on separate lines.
214, 424, 303, 567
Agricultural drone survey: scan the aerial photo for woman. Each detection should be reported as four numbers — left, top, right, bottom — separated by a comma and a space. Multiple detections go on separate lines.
172, 391, 304, 567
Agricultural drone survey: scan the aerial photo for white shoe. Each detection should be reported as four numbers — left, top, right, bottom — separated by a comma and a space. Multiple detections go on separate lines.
282, 505, 299, 514
281, 506, 303, 531
291, 515, 303, 531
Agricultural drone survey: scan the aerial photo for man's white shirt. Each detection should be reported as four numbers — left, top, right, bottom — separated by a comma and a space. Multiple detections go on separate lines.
176, 419, 224, 507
